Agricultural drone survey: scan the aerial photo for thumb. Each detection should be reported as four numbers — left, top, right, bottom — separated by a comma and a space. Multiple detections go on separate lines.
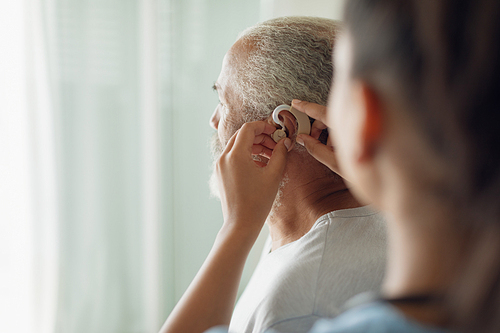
266, 138, 290, 175
296, 134, 342, 176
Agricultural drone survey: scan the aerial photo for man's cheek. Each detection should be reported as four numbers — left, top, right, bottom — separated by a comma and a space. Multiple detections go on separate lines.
218, 117, 236, 147
222, 125, 243, 147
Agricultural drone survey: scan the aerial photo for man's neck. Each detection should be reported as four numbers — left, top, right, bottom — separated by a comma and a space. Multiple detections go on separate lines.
267, 171, 361, 251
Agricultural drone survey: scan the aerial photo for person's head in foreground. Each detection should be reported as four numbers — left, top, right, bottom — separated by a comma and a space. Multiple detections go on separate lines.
318, 0, 500, 332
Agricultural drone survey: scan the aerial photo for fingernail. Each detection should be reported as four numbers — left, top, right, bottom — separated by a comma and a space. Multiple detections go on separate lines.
296, 136, 304, 146
292, 99, 302, 105
284, 138, 292, 151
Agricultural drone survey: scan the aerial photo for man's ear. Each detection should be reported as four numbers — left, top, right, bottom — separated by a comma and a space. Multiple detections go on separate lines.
358, 82, 383, 163
265, 113, 279, 128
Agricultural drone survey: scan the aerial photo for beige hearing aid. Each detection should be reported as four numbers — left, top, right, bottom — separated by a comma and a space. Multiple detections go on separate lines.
271, 104, 311, 143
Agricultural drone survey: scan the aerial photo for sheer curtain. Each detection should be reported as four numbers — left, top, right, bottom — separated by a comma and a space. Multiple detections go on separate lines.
1, 0, 260, 332
48, 0, 261, 331
1, 1, 59, 332
1, 1, 37, 332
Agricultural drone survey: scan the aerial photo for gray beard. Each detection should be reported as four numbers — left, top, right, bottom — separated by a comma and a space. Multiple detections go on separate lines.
208, 132, 287, 217
209, 133, 224, 200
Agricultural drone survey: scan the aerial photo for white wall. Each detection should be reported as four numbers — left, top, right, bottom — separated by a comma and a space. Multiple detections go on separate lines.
261, 0, 346, 20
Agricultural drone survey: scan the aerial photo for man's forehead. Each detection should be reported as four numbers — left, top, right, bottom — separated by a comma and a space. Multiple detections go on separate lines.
230, 37, 255, 60
221, 37, 257, 76
215, 39, 253, 92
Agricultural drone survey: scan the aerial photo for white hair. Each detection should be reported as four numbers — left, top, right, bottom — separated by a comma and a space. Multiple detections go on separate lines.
234, 16, 341, 123
209, 17, 342, 200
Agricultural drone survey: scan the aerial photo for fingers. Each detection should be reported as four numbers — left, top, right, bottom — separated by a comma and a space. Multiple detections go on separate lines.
292, 99, 328, 123
223, 129, 239, 154
292, 100, 329, 140
223, 121, 290, 165
296, 134, 341, 176
232, 121, 290, 175
310, 120, 328, 140
267, 138, 290, 175
233, 122, 278, 154
253, 133, 277, 150
252, 145, 273, 159
253, 160, 268, 168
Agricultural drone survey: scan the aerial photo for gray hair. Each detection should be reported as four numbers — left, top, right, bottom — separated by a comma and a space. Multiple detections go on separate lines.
234, 16, 341, 123
209, 17, 342, 201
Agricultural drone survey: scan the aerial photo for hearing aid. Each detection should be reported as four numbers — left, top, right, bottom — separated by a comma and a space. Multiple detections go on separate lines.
271, 104, 311, 143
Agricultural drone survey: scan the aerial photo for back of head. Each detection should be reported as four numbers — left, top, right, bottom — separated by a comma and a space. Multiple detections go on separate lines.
234, 17, 340, 123
344, 0, 500, 331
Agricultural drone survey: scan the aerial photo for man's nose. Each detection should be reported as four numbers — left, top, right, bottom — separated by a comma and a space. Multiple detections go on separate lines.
210, 109, 220, 130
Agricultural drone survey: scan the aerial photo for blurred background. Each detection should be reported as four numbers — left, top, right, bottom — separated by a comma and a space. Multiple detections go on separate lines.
0, 0, 344, 332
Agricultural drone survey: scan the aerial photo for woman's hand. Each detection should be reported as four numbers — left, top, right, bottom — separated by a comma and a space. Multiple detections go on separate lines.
215, 121, 291, 236
291, 99, 344, 178
160, 121, 289, 333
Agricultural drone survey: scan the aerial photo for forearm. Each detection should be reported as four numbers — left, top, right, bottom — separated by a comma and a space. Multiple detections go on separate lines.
160, 122, 288, 333
159, 224, 259, 333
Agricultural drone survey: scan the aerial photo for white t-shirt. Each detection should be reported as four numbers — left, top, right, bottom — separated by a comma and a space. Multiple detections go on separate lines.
229, 206, 387, 333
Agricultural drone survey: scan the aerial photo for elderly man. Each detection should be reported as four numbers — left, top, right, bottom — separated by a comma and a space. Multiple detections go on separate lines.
209, 17, 386, 333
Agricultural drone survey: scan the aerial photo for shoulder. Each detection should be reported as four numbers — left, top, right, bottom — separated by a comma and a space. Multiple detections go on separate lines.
308, 302, 452, 333
312, 208, 387, 315
319, 206, 387, 268
229, 225, 330, 332
322, 206, 386, 229
317, 207, 387, 247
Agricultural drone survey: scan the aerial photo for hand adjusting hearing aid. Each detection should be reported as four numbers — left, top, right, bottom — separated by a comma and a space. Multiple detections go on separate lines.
271, 104, 311, 143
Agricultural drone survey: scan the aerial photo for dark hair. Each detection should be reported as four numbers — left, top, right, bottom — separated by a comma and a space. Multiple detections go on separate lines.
344, 0, 500, 331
